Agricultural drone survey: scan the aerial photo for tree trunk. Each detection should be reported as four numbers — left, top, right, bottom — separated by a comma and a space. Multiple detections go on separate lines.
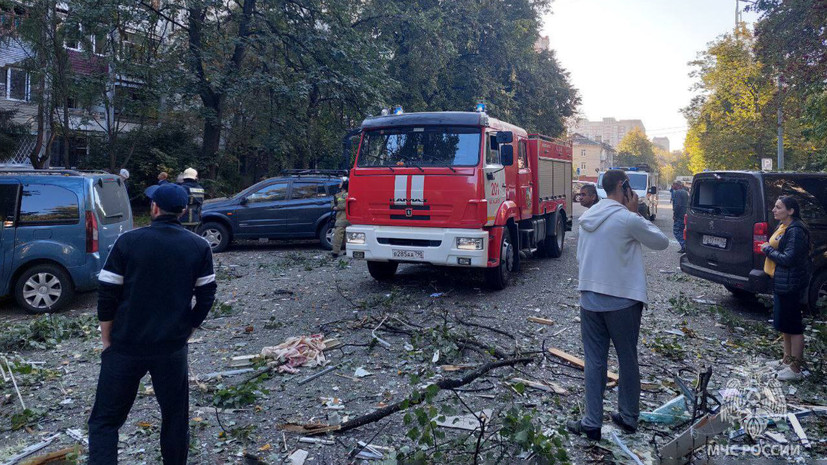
202, 103, 222, 178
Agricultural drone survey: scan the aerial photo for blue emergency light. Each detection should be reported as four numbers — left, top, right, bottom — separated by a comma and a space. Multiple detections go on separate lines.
393, 106, 404, 115
475, 102, 486, 113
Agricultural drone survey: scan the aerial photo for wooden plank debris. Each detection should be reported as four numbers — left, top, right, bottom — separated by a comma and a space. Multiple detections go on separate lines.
511, 377, 568, 395
526, 317, 555, 326
440, 364, 477, 372
548, 348, 619, 388
787, 413, 811, 449
19, 446, 80, 465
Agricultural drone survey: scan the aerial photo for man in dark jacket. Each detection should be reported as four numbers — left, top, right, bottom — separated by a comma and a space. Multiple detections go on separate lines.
88, 183, 217, 465
180, 167, 205, 231
672, 182, 689, 253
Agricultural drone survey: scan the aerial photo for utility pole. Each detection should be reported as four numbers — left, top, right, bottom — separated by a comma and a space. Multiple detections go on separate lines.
735, 0, 739, 31
777, 76, 784, 170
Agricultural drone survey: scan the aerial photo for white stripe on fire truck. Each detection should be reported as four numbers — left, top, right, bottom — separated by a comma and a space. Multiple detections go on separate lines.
394, 175, 407, 205
410, 175, 424, 206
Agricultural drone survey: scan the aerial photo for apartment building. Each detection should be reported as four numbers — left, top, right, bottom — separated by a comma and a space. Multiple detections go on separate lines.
572, 133, 615, 182
0, 2, 169, 166
572, 117, 646, 149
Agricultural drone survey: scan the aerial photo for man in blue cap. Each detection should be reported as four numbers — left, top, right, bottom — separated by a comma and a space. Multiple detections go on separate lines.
88, 183, 217, 465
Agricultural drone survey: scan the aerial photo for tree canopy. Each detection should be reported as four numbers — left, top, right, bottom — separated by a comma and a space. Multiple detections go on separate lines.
2, 0, 580, 195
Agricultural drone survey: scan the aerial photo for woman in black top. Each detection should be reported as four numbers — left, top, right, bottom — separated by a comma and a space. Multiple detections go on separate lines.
760, 196, 810, 381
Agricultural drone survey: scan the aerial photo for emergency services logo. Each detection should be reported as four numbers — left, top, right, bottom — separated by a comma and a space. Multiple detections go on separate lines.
719, 357, 787, 438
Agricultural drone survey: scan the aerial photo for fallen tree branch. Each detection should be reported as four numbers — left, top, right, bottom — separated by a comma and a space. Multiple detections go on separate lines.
455, 317, 515, 339
280, 357, 534, 435
454, 336, 512, 360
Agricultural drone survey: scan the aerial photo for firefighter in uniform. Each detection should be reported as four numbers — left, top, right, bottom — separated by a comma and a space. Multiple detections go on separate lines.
331, 178, 349, 257
180, 168, 205, 231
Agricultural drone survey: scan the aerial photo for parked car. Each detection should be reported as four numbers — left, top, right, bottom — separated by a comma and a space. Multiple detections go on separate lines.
198, 170, 346, 253
0, 168, 133, 313
680, 171, 827, 311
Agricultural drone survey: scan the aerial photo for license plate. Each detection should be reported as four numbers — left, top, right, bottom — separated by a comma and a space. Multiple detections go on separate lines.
702, 234, 727, 249
392, 249, 424, 260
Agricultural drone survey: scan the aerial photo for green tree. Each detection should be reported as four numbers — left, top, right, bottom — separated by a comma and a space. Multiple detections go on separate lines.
616, 128, 657, 170
355, 0, 578, 136
682, 27, 779, 171
751, 0, 827, 169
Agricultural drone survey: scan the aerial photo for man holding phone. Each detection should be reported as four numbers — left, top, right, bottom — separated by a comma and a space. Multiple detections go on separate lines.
567, 170, 669, 441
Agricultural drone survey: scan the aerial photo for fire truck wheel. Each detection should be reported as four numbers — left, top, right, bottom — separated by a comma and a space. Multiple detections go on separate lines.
485, 229, 514, 290
367, 261, 398, 281
544, 214, 565, 258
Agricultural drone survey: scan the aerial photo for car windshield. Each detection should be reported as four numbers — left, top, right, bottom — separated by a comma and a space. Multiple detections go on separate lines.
357, 126, 481, 168
597, 172, 648, 191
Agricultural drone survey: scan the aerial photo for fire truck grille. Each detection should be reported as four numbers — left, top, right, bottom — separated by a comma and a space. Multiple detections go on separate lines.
377, 238, 442, 247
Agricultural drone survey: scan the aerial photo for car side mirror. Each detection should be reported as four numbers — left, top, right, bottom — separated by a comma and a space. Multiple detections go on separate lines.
496, 131, 513, 144
239, 197, 248, 205
500, 145, 514, 166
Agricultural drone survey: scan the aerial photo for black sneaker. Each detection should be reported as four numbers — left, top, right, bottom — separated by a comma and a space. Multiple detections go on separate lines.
566, 419, 601, 441
610, 413, 637, 434
678, 247, 686, 254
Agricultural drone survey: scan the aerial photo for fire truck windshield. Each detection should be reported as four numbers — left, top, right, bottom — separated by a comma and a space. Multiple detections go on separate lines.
357, 126, 481, 168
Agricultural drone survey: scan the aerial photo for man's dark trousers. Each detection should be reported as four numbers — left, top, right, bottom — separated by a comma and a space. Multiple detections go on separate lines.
580, 303, 643, 429
673, 202, 687, 249
88, 346, 189, 464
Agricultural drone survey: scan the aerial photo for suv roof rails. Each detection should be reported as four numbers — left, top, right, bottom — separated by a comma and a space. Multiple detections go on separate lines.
281, 169, 348, 177
0, 167, 117, 177
0, 168, 84, 176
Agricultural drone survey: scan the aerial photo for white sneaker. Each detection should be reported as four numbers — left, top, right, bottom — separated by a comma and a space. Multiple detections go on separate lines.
776, 367, 804, 381
765, 358, 787, 369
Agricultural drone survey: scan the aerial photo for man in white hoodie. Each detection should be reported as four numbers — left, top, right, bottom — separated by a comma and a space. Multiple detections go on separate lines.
567, 169, 669, 441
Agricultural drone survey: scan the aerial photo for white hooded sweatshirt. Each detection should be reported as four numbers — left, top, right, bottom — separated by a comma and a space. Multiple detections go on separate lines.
577, 198, 669, 304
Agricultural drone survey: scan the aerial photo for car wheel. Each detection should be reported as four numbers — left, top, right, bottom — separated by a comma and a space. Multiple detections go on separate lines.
485, 228, 514, 290
544, 214, 565, 258
367, 261, 398, 281
14, 264, 75, 314
319, 220, 335, 250
808, 270, 827, 315
198, 222, 231, 253
724, 284, 756, 301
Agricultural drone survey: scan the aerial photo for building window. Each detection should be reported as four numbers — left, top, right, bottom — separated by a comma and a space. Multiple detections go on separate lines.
6, 68, 29, 101
63, 21, 83, 50
581, 162, 587, 170
93, 32, 108, 55
580, 149, 586, 157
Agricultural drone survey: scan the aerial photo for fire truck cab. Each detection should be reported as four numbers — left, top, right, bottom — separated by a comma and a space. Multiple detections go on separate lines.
345, 110, 572, 289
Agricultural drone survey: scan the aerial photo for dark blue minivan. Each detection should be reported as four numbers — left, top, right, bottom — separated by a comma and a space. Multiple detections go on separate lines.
0, 168, 133, 313
198, 171, 344, 252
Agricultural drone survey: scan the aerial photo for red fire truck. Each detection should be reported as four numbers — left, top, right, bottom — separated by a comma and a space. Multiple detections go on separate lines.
345, 110, 572, 289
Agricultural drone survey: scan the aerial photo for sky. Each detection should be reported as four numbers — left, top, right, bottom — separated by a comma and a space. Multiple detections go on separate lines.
542, 0, 758, 150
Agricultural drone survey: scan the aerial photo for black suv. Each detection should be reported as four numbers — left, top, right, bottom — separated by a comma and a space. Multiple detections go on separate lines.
198, 171, 345, 252
680, 171, 827, 310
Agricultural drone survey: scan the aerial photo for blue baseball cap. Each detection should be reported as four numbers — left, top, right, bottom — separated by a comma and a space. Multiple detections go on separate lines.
145, 183, 189, 213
